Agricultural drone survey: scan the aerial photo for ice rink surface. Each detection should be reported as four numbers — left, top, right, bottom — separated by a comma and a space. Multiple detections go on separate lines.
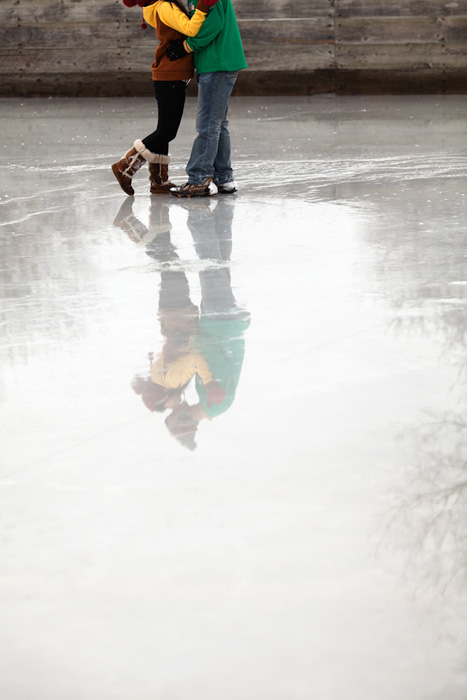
1, 95, 467, 699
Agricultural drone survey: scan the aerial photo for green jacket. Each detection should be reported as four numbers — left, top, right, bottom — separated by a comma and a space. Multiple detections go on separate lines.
186, 0, 247, 74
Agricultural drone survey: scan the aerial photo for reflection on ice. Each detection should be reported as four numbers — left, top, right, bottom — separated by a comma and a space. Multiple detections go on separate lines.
388, 413, 467, 598
0, 96, 467, 700
115, 198, 250, 450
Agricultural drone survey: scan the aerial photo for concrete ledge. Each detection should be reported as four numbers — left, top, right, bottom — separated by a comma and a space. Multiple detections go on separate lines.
1, 70, 466, 97
335, 69, 467, 95
0, 73, 155, 98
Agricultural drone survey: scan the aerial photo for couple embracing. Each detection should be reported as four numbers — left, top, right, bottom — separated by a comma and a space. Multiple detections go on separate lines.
112, 0, 247, 198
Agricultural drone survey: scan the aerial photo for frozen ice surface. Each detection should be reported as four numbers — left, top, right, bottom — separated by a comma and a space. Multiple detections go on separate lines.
1, 95, 467, 699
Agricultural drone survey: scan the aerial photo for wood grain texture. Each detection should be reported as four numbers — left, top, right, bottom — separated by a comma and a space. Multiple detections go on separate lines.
336, 17, 444, 44
335, 1, 467, 18
239, 17, 334, 43
336, 43, 467, 70
0, 0, 466, 95
0, 0, 129, 24
245, 45, 335, 70
0, 24, 152, 49
234, 0, 333, 20
443, 16, 467, 42
0, 49, 154, 74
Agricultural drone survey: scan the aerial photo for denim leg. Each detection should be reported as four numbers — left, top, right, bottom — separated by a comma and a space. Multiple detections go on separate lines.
213, 107, 233, 185
186, 71, 238, 184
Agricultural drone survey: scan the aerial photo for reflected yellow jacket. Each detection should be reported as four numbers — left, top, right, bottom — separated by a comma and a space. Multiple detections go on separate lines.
150, 351, 213, 389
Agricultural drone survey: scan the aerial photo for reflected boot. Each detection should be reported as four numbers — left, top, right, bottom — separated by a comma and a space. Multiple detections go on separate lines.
113, 198, 149, 244
149, 156, 175, 194
144, 200, 178, 261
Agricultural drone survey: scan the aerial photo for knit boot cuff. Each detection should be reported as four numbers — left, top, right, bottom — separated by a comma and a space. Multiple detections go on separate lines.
134, 140, 170, 164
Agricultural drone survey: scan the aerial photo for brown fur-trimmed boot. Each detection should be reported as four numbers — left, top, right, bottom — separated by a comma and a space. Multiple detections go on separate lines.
148, 155, 175, 194
111, 140, 148, 196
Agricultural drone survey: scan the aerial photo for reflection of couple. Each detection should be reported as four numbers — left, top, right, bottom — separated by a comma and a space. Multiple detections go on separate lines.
115, 197, 250, 449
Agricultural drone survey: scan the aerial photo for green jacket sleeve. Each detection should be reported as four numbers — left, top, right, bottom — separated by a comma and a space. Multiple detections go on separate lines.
186, 2, 225, 51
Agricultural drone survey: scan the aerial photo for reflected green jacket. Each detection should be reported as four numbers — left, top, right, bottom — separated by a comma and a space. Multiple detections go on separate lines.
186, 0, 248, 74
195, 315, 250, 418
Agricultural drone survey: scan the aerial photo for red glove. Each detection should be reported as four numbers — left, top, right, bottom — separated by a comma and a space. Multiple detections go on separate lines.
206, 385, 227, 407
197, 0, 220, 6
121, 0, 152, 28
122, 0, 153, 6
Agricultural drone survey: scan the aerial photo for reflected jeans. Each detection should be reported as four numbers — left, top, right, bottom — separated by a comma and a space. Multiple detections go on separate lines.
186, 71, 238, 185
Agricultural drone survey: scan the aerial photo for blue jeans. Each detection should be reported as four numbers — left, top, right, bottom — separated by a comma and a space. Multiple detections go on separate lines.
186, 71, 238, 185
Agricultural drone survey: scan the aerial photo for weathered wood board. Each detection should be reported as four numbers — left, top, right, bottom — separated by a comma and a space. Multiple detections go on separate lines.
337, 17, 445, 44
234, 0, 333, 20
335, 1, 467, 18
336, 43, 467, 70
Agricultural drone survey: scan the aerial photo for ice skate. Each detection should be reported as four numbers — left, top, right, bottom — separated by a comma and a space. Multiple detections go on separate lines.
169, 197, 217, 214
170, 178, 218, 198
216, 179, 237, 194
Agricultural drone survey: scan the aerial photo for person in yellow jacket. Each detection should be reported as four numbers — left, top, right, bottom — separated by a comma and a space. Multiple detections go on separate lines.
111, 0, 219, 196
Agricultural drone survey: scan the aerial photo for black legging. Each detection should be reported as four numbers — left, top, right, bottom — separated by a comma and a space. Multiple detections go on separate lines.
142, 80, 187, 156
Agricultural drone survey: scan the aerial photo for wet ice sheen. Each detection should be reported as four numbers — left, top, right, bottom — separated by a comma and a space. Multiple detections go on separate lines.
0, 96, 467, 700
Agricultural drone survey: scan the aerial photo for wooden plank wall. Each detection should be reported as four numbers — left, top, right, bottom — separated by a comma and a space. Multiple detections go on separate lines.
335, 0, 467, 93
0, 0, 465, 96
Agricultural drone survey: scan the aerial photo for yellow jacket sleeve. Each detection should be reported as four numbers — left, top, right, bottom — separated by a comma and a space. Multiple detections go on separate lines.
151, 353, 214, 389
144, 1, 207, 37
